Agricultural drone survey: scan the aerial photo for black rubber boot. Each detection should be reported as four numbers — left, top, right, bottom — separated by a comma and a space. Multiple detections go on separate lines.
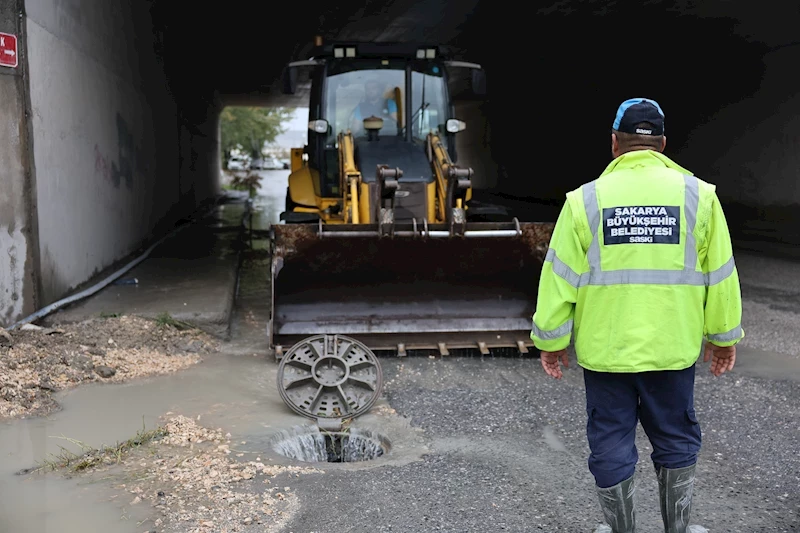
657, 464, 708, 533
594, 475, 636, 533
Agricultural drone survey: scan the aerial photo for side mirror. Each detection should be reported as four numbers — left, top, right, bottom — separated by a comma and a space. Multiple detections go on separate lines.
308, 119, 329, 134
282, 66, 298, 95
471, 69, 487, 97
446, 119, 466, 133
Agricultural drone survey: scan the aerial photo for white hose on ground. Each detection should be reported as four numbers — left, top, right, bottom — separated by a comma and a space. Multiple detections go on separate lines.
5, 194, 249, 331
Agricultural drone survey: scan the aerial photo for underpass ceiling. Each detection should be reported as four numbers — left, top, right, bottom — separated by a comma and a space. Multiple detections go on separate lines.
533, 0, 799, 49
150, 0, 484, 108
145, 0, 800, 217
149, 0, 797, 200
151, 0, 798, 109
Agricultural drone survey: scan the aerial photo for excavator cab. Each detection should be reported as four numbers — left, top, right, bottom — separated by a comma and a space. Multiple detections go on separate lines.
280, 43, 482, 225
269, 41, 554, 359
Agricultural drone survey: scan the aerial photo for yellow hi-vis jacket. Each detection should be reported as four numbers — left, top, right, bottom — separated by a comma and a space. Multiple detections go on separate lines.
531, 150, 744, 372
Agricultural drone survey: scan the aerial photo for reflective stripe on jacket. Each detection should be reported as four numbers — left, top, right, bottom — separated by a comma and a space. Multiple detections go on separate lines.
531, 150, 744, 372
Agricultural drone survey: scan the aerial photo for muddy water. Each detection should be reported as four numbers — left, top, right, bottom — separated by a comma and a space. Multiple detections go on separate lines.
0, 171, 300, 532
0, 170, 430, 532
0, 353, 299, 533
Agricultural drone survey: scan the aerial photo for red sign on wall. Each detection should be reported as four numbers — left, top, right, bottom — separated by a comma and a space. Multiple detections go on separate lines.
0, 32, 18, 68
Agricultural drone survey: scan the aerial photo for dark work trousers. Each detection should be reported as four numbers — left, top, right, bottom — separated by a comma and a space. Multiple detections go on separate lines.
583, 364, 702, 488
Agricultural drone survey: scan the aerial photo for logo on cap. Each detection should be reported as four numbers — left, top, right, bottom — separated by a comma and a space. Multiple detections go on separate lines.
613, 98, 664, 136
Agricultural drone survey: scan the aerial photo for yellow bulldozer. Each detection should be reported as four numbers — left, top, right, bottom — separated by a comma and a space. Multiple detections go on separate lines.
269, 40, 554, 368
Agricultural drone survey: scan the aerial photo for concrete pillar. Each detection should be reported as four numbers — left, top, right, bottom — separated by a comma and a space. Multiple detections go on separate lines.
0, 0, 39, 326
177, 97, 222, 211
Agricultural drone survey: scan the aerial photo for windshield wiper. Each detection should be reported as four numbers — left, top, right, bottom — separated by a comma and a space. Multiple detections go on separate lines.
402, 72, 428, 138
410, 102, 429, 127
416, 72, 427, 138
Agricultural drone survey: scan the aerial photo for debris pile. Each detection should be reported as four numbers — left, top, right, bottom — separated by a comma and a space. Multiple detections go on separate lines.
115, 415, 322, 532
0, 315, 219, 419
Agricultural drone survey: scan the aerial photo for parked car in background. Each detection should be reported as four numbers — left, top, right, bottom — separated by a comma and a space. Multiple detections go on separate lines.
249, 157, 265, 170
263, 156, 284, 170
228, 156, 248, 170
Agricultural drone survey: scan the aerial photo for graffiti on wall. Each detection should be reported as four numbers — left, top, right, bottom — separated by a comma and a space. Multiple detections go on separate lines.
93, 112, 149, 189
94, 143, 110, 181
113, 113, 134, 188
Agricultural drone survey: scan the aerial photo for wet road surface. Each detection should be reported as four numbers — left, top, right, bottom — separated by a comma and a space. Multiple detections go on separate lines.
1, 170, 798, 532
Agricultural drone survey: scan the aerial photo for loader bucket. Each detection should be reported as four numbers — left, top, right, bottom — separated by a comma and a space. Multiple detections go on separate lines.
268, 220, 554, 356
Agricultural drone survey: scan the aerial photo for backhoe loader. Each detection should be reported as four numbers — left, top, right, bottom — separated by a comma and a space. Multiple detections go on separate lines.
268, 40, 554, 360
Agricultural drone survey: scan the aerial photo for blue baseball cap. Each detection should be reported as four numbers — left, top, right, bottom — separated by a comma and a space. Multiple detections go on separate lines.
612, 98, 664, 136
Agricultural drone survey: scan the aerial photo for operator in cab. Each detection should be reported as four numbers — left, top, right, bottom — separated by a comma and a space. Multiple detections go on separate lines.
350, 78, 398, 135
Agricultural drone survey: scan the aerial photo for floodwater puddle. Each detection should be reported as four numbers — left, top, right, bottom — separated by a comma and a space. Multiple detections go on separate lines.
0, 349, 428, 532
0, 171, 430, 531
0, 351, 296, 532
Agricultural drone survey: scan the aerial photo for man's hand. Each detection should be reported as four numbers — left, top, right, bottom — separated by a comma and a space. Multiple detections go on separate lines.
703, 341, 736, 376
540, 349, 569, 379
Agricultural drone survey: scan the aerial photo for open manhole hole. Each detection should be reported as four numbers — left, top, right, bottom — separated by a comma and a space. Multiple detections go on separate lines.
274, 335, 389, 462
272, 425, 390, 463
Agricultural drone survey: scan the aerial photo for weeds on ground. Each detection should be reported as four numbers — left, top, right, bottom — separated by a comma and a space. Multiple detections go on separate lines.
99, 311, 120, 318
229, 172, 263, 198
23, 420, 168, 475
154, 312, 194, 331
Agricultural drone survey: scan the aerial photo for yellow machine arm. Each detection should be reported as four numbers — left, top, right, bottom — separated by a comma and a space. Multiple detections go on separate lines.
427, 132, 473, 225
335, 130, 471, 227
338, 131, 362, 223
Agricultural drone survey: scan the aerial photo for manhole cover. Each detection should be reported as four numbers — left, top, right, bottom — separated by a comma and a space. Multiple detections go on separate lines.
277, 334, 383, 420
272, 425, 390, 463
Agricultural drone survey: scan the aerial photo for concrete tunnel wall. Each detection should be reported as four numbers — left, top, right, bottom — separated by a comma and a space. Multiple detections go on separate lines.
0, 0, 221, 325
673, 45, 800, 241
24, 0, 180, 305
0, 1, 37, 324
177, 92, 221, 212
453, 5, 800, 244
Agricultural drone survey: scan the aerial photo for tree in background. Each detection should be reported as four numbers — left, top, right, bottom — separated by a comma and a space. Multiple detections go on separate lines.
220, 107, 294, 168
